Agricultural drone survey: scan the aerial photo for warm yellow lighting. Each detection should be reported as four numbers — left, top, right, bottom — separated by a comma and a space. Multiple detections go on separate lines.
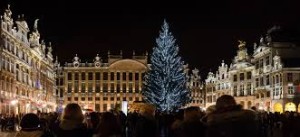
10, 100, 18, 105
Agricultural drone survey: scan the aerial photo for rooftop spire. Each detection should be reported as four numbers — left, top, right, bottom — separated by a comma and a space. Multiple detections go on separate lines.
34, 19, 39, 32
3, 4, 12, 22
238, 40, 246, 49
260, 36, 264, 43
55, 56, 59, 64
253, 42, 257, 50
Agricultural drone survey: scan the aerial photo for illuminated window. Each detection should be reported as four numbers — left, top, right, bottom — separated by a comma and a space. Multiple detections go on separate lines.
74, 81, 79, 93
81, 83, 85, 92
67, 83, 72, 92
288, 86, 294, 94
95, 82, 100, 92
88, 82, 92, 92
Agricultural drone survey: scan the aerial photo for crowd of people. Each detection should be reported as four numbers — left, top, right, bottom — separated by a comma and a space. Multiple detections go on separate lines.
0, 95, 300, 137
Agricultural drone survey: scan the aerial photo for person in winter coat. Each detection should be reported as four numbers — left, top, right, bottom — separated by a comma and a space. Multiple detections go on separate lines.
177, 107, 206, 137
93, 112, 121, 137
206, 95, 259, 137
14, 113, 44, 137
53, 103, 92, 137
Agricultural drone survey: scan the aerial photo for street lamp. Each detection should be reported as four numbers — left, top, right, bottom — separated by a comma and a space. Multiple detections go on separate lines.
9, 99, 18, 115
10, 99, 18, 105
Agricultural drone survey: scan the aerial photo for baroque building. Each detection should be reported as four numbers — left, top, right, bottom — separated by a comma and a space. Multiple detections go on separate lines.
215, 60, 230, 100
58, 52, 201, 112
186, 67, 204, 108
204, 26, 300, 113
205, 71, 216, 107
228, 41, 255, 109
0, 5, 56, 114
252, 28, 300, 112
59, 52, 148, 112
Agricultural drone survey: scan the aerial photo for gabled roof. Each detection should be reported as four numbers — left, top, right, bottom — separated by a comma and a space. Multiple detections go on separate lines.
253, 46, 271, 56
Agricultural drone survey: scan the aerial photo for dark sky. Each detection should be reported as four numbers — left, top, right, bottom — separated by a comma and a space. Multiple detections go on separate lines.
1, 0, 300, 78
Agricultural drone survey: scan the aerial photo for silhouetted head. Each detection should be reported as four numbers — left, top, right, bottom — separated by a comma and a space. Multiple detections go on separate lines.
61, 103, 84, 122
184, 106, 201, 121
20, 113, 40, 130
216, 95, 237, 110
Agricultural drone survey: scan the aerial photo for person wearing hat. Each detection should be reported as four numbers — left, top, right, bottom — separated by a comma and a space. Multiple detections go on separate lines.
14, 113, 43, 137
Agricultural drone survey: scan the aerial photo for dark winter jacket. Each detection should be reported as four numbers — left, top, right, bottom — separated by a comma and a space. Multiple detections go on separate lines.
134, 115, 157, 137
53, 119, 92, 137
179, 120, 206, 137
206, 105, 259, 137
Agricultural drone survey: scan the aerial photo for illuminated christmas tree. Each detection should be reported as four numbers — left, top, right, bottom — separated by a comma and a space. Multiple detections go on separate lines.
143, 20, 190, 113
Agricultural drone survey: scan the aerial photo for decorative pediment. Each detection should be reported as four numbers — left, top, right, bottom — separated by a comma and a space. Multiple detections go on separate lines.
73, 54, 80, 67
94, 54, 102, 67
109, 59, 147, 71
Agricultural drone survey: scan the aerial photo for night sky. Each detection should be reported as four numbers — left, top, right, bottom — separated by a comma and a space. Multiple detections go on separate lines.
1, 0, 300, 78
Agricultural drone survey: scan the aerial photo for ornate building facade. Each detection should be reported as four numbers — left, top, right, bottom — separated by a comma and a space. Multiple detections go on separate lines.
186, 68, 204, 108
204, 27, 300, 113
215, 61, 231, 100
205, 41, 255, 109
228, 41, 255, 109
252, 32, 300, 112
0, 5, 56, 114
205, 71, 216, 107
60, 52, 148, 112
